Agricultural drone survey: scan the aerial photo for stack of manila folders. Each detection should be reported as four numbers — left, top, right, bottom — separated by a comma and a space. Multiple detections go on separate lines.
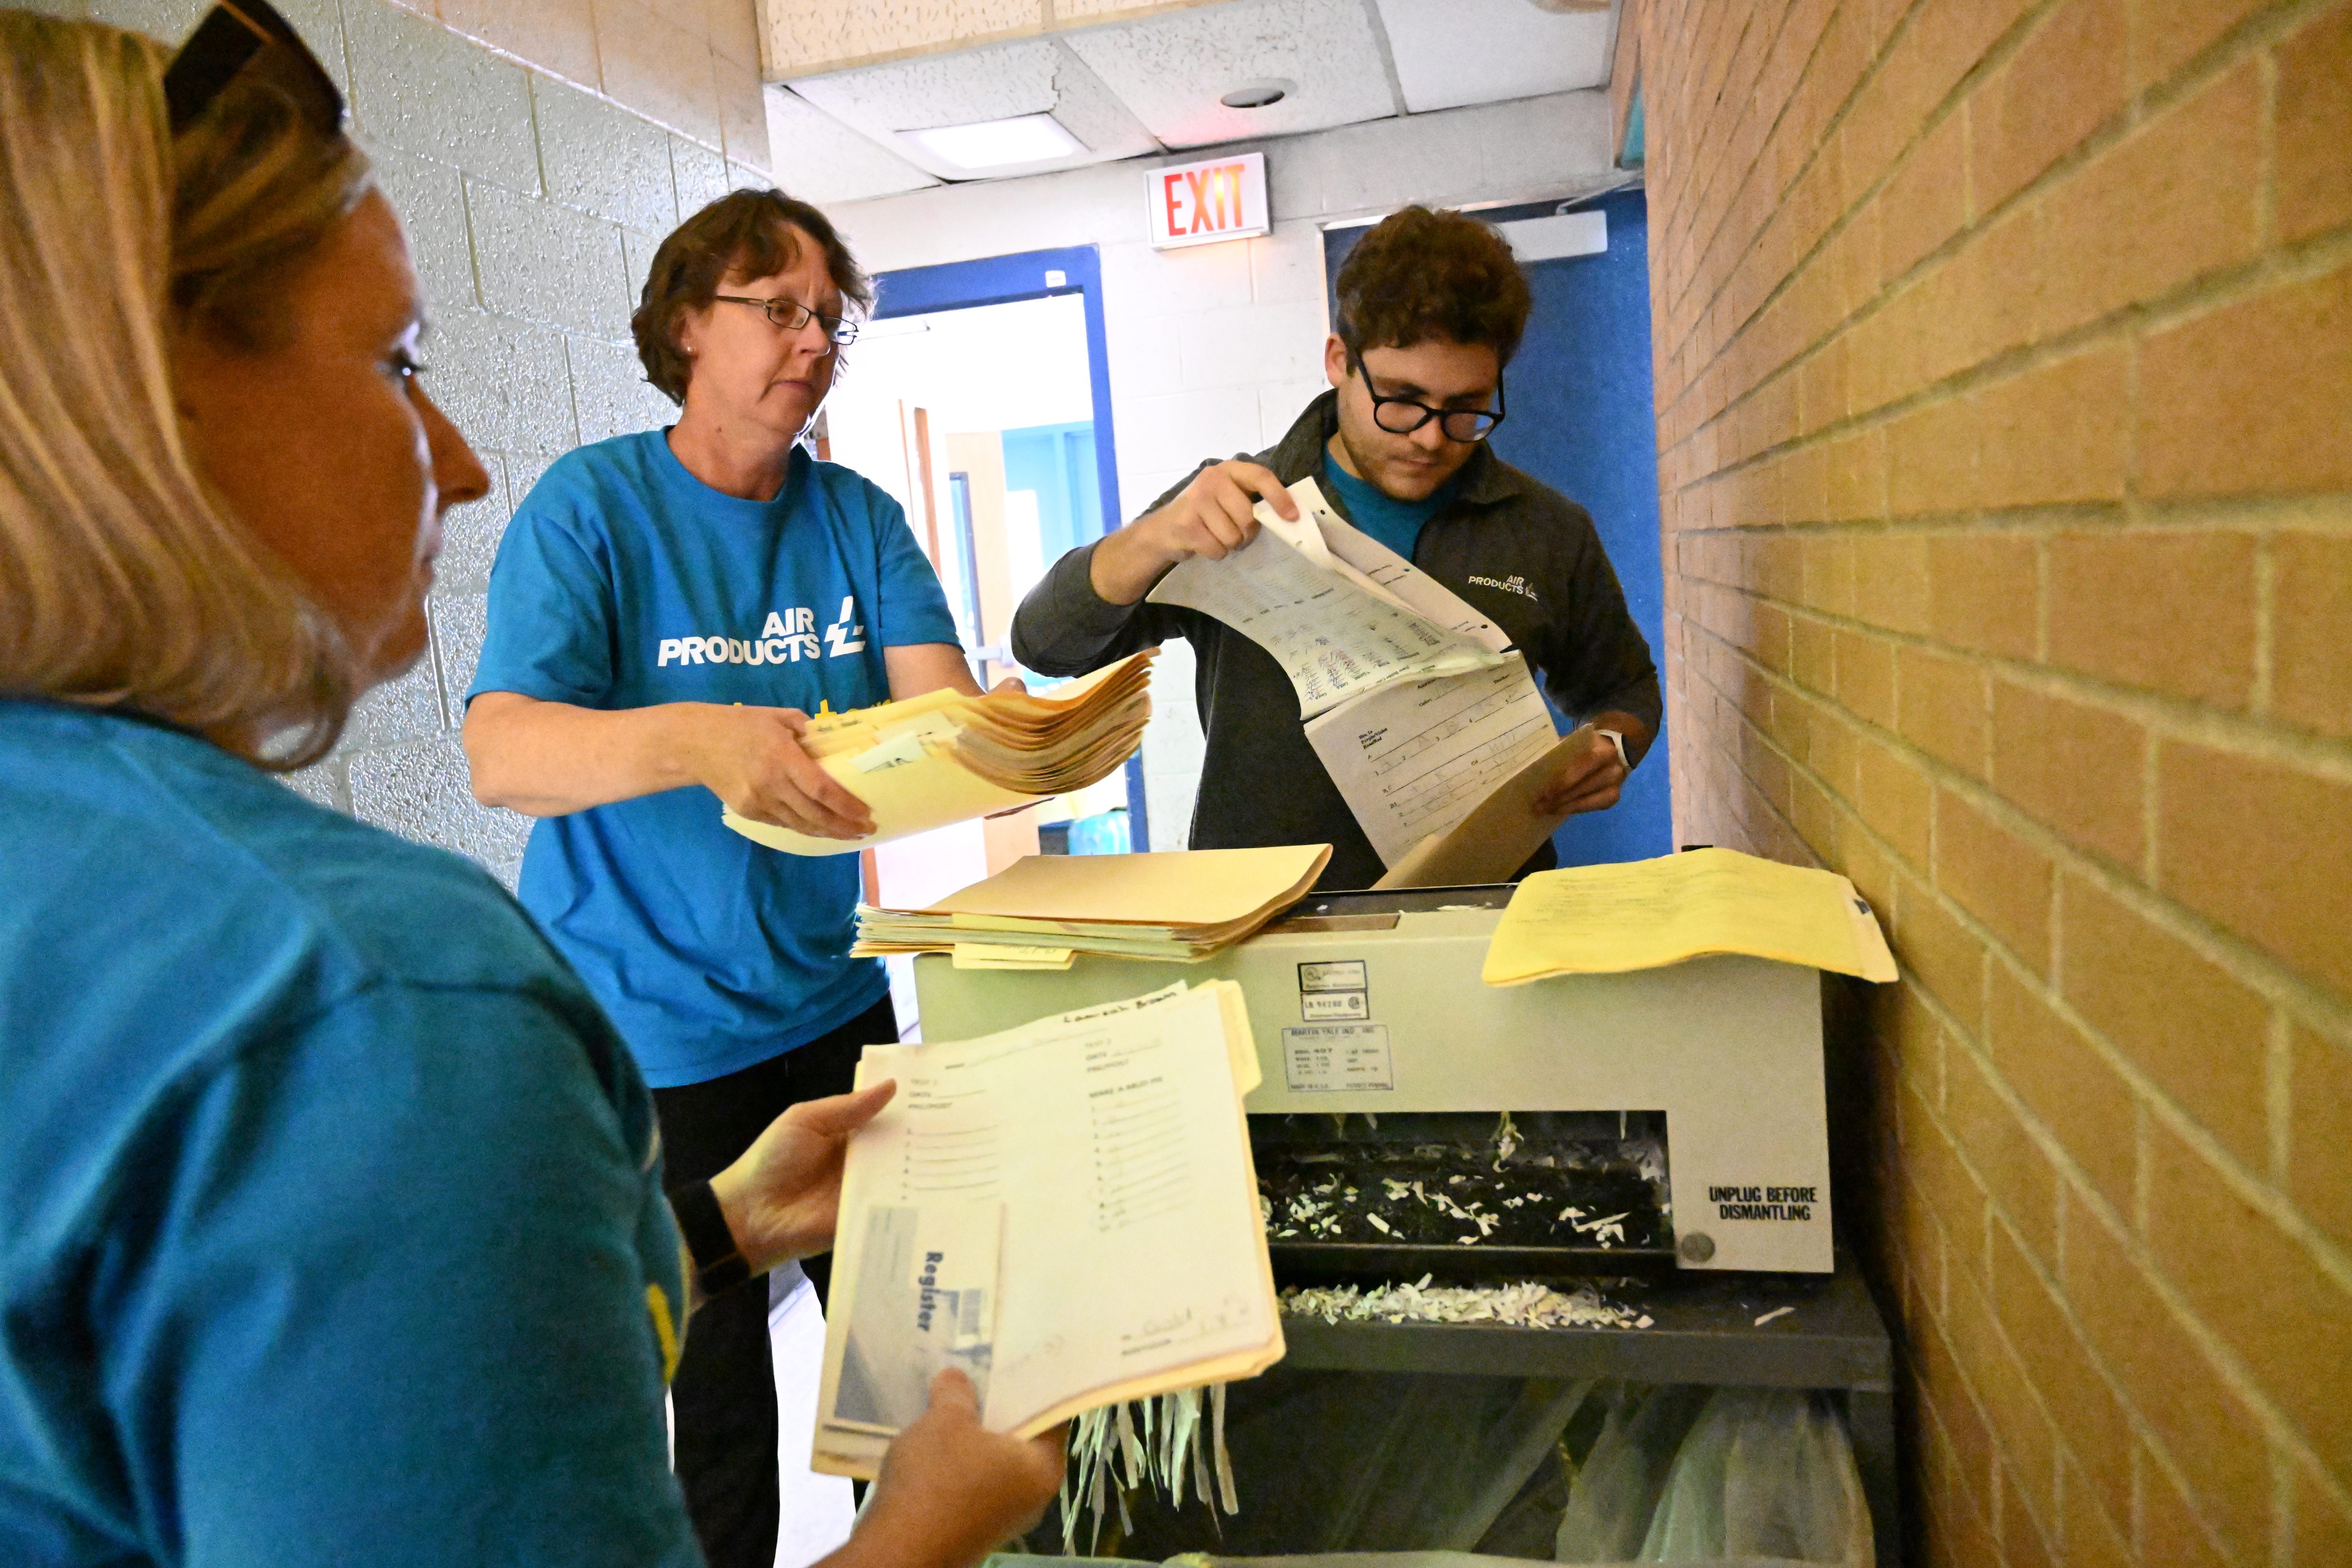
813, 978, 1282, 1479
723, 650, 1155, 855
853, 842, 1331, 971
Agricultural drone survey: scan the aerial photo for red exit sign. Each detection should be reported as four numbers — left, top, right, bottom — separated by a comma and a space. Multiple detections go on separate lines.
1147, 151, 1270, 250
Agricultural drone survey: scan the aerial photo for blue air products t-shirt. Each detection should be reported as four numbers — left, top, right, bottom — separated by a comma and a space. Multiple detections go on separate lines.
469, 431, 959, 1088
0, 702, 695, 1567
1320, 453, 1458, 562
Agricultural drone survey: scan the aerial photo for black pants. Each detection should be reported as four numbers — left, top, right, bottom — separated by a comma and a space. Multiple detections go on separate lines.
653, 995, 899, 1568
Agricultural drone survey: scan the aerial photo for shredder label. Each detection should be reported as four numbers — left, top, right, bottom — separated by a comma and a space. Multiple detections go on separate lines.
1297, 960, 1367, 992
1708, 1183, 1818, 1221
1280, 1024, 1392, 1092
1300, 991, 1369, 1021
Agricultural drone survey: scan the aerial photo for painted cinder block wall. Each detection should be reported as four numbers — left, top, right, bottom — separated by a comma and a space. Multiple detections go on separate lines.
25, 0, 772, 884
1635, 0, 2352, 1562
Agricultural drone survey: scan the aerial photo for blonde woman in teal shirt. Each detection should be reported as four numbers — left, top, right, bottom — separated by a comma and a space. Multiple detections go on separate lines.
0, 10, 1059, 1566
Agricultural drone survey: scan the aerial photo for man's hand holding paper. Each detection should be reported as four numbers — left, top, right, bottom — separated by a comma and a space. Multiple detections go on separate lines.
1088, 459, 1300, 605
1150, 476, 1515, 722
1531, 723, 1633, 818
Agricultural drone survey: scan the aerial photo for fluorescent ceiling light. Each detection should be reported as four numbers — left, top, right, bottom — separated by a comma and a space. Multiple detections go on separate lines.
908, 113, 1082, 171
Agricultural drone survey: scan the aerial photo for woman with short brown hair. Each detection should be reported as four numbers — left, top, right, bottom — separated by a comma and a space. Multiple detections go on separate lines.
0, 8, 1057, 1565
461, 185, 998, 1564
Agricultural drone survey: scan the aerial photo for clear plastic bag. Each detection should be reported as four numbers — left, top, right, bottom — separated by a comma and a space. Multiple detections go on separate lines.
1553, 1384, 1712, 1563
1635, 1389, 1872, 1567
1107, 1372, 1593, 1556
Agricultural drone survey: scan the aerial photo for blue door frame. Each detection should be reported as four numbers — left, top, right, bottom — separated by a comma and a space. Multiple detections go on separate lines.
866, 247, 1146, 850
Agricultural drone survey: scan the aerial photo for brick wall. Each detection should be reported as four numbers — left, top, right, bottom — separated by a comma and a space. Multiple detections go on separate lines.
1635, 0, 2352, 1563
30, 0, 771, 883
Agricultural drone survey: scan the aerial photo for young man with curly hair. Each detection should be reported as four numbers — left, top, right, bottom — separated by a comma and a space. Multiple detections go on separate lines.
1010, 205, 1663, 889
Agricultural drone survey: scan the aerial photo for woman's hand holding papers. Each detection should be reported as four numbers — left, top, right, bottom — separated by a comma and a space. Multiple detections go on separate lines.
709, 1080, 896, 1275
841, 1370, 1066, 1568
1090, 459, 1300, 605
695, 702, 877, 840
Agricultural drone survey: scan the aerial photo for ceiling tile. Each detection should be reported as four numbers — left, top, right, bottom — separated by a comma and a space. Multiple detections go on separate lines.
760, 0, 1045, 77
763, 86, 939, 202
1055, 0, 1233, 18
1372, 0, 1616, 114
788, 38, 1160, 180
1060, 0, 1394, 149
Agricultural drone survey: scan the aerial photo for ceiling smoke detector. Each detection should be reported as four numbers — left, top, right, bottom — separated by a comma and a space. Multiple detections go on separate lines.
1219, 79, 1292, 110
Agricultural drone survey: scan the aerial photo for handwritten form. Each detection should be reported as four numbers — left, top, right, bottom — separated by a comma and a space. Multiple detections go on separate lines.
1149, 479, 1510, 719
1151, 477, 1563, 864
1303, 655, 1557, 866
821, 983, 1277, 1456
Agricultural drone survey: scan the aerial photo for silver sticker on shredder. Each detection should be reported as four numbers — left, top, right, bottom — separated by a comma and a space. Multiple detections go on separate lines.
1296, 959, 1367, 993
1281, 1023, 1393, 1092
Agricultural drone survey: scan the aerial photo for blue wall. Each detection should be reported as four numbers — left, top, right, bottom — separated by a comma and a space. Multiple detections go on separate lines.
1495, 191, 1671, 867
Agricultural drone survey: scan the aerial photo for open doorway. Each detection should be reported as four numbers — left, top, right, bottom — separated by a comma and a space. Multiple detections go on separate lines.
817, 249, 1136, 1031
826, 294, 1102, 689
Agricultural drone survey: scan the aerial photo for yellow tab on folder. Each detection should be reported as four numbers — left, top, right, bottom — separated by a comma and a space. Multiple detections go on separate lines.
1481, 847, 1897, 986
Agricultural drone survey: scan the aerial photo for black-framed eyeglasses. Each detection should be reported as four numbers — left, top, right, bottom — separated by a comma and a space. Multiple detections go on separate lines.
714, 294, 860, 347
164, 0, 346, 137
1346, 343, 1506, 442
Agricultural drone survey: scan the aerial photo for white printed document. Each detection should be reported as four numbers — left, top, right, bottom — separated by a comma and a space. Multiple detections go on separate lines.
811, 981, 1282, 1478
1302, 655, 1557, 866
1150, 478, 1567, 873
1149, 479, 1511, 719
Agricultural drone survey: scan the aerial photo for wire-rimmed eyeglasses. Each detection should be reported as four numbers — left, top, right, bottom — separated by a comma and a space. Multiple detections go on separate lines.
714, 294, 861, 347
1346, 343, 1506, 442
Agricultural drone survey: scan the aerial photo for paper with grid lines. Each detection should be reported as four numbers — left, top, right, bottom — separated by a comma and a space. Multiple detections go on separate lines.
1152, 478, 1558, 865
1148, 478, 1512, 719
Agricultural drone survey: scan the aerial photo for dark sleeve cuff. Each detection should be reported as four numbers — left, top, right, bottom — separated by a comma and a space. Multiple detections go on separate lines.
1009, 539, 1152, 673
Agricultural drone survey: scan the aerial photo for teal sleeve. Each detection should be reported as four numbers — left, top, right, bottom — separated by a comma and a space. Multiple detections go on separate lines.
100, 984, 697, 1568
871, 491, 961, 650
471, 504, 617, 708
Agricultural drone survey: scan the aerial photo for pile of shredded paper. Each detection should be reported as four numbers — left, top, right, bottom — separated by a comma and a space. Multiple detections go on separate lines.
1279, 1275, 1655, 1330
